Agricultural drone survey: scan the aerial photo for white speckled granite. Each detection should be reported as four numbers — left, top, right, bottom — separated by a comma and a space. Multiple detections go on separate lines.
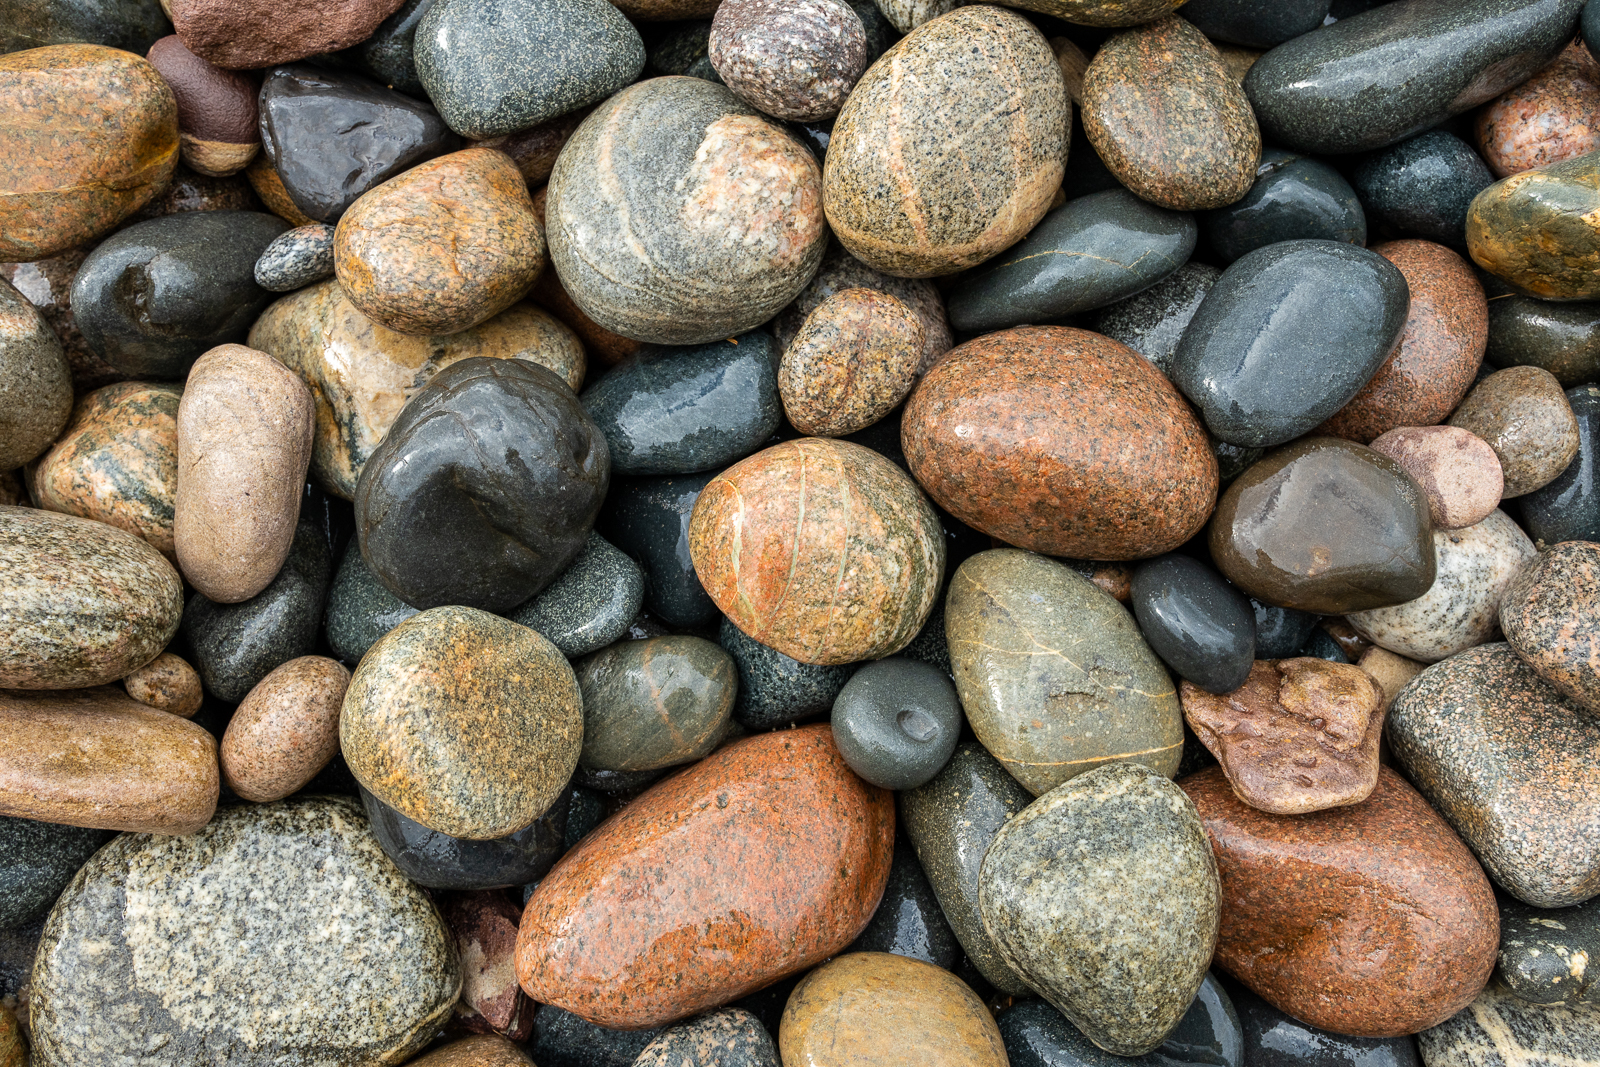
1419, 981, 1600, 1067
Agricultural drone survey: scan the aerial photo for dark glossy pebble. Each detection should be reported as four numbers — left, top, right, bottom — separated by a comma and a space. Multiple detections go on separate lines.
254, 223, 336, 292
1485, 286, 1600, 387
1173, 240, 1410, 448
830, 657, 960, 790
562, 783, 604, 849
597, 471, 720, 629
1244, 0, 1582, 155
0, 0, 171, 55
946, 189, 1196, 334
846, 838, 961, 970
1214, 439, 1265, 484
1093, 263, 1222, 377
999, 971, 1244, 1067
324, 537, 419, 666
1352, 130, 1494, 249
1298, 626, 1352, 663
1131, 554, 1255, 695
1520, 384, 1600, 545
1497, 893, 1599, 1004
258, 65, 458, 224
0, 815, 112, 928
1251, 599, 1321, 657
1181, 0, 1330, 47
530, 1004, 663, 1067
356, 357, 609, 613
1202, 149, 1365, 265
1231, 982, 1420, 1067
570, 764, 665, 792
644, 20, 720, 81
719, 614, 858, 730
182, 514, 332, 702
360, 784, 567, 891
509, 532, 644, 658
339, 0, 436, 97
71, 210, 289, 379
1588, 0, 1600, 57
580, 330, 780, 475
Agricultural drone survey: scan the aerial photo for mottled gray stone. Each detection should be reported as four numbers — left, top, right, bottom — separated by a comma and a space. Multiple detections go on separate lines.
1417, 981, 1600, 1067
1092, 263, 1221, 377
28, 797, 460, 1067
0, 275, 72, 470
324, 538, 419, 666
831, 657, 960, 790
575, 635, 735, 772
0, 815, 111, 928
634, 1008, 778, 1067
1496, 894, 1598, 1005
254, 223, 335, 292
978, 762, 1220, 1057
719, 614, 857, 730
509, 532, 643, 658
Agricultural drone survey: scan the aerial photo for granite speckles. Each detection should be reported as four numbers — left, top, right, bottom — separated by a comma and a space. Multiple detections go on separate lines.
509, 533, 643, 658
254, 223, 335, 292
1496, 894, 1599, 1005
720, 614, 857, 730
0, 815, 112, 928
1500, 540, 1600, 712
1450, 364, 1581, 497
709, 0, 869, 122
638, 1008, 777, 1067
0, 276, 70, 470
1417, 981, 1600, 1067
1476, 40, 1600, 179
1353, 130, 1496, 249
780, 287, 924, 436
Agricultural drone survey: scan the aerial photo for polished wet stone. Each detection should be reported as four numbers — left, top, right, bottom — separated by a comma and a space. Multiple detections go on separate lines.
1448, 364, 1580, 497
529, 1005, 662, 1067
846, 837, 962, 970
1519, 383, 1600, 545
1091, 263, 1222, 377
719, 614, 858, 731
0, 815, 112, 928
1251, 600, 1321, 658
1298, 627, 1352, 663
1485, 286, 1600, 387
1353, 130, 1496, 249
1468, 147, 1600, 302
338, 0, 435, 97
831, 657, 961, 791
0, 0, 174, 55
1181, 0, 1330, 48
323, 538, 418, 666
598, 471, 723, 629
254, 223, 335, 292
1203, 149, 1365, 265
576, 635, 734, 772
1230, 982, 1421, 1067
509, 532, 644, 658
1131, 554, 1256, 695
1495, 893, 1599, 1004
360, 784, 567, 891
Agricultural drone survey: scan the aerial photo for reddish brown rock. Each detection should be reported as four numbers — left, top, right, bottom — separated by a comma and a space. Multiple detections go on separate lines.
1318, 241, 1488, 443
902, 326, 1217, 560
0, 45, 179, 262
516, 725, 894, 1029
145, 35, 260, 178
779, 288, 925, 437
1318, 619, 1373, 662
1499, 541, 1600, 713
122, 650, 203, 717
471, 109, 591, 191
1476, 41, 1600, 179
1369, 425, 1505, 530
439, 892, 534, 1041
170, 0, 409, 70
402, 1035, 532, 1067
1181, 658, 1385, 815
688, 439, 945, 666
1180, 765, 1498, 1038
245, 154, 316, 227
221, 655, 350, 802
709, 0, 870, 123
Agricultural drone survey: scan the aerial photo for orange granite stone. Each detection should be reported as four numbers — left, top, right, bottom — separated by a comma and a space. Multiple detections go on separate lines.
1476, 41, 1600, 179
245, 153, 317, 227
515, 724, 895, 1029
0, 45, 179, 261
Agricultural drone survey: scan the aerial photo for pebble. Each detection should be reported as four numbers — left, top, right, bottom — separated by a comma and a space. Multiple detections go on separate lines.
220, 655, 350, 802
323, 537, 418, 664
720, 614, 858, 730
360, 785, 568, 891
1182, 0, 1330, 48
1369, 425, 1505, 529
1496, 893, 1599, 1005
529, 1006, 663, 1067
1501, 540, 1600, 712
598, 471, 721, 628
337, 0, 433, 95
1130, 553, 1257, 695
145, 35, 260, 178
438, 891, 534, 1040
171, 0, 411, 68
1418, 981, 1600, 1067
575, 636, 734, 772
0, 275, 71, 471
408, 1035, 534, 1067
1358, 645, 1427, 713
0, 248, 110, 393
831, 657, 960, 790
1484, 285, 1600, 386
709, 0, 869, 122
780, 287, 924, 436
1477, 40, 1600, 178
1388, 642, 1600, 907
122, 650, 203, 717
1521, 383, 1600, 544
0, 1003, 20, 1067
1091, 262, 1221, 377
0, 815, 112, 928
1, 0, 172, 55
847, 838, 961, 968
1467, 148, 1600, 301
1352, 129, 1496, 249
508, 532, 643, 657
1232, 984, 1422, 1067
1202, 149, 1365, 264
253, 222, 336, 292
1450, 364, 1581, 496
638, 1008, 778, 1067
246, 153, 317, 226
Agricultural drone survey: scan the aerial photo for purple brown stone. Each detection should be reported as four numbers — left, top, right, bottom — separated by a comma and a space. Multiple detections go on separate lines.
1500, 540, 1600, 713
709, 0, 870, 123
170, 0, 409, 70
439, 891, 534, 1041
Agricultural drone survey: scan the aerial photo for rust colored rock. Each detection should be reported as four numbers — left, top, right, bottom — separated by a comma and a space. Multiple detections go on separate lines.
902, 326, 1217, 560
221, 655, 351, 803
1180, 765, 1498, 1038
779, 288, 925, 437
1081, 16, 1261, 211
1181, 658, 1385, 816
1369, 425, 1505, 530
688, 438, 945, 666
0, 685, 220, 834
610, 0, 720, 17
245, 154, 316, 227
1476, 41, 1600, 179
144, 35, 260, 178
1500, 540, 1600, 713
171, 0, 408, 70
440, 891, 534, 1041
516, 725, 895, 1029
122, 651, 203, 717
404, 1035, 532, 1067
335, 148, 545, 336
1358, 645, 1426, 714
1318, 241, 1489, 443
0, 45, 179, 262
1449, 364, 1580, 497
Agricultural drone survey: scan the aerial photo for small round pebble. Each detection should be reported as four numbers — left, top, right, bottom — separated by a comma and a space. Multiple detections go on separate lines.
122, 651, 203, 718
709, 0, 870, 123
831, 657, 961, 790
1369, 425, 1505, 530
509, 532, 645, 658
254, 223, 336, 292
221, 655, 352, 802
1448, 365, 1581, 498
779, 287, 925, 437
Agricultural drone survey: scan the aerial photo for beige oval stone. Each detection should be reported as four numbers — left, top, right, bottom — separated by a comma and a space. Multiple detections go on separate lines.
779, 287, 924, 437
404, 1035, 533, 1067
1358, 645, 1426, 714
1369, 425, 1504, 530
0, 685, 219, 834
123, 650, 203, 717
174, 343, 315, 603
222, 655, 351, 802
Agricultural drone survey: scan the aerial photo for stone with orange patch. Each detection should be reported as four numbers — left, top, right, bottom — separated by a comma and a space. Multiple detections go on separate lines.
1476, 40, 1600, 179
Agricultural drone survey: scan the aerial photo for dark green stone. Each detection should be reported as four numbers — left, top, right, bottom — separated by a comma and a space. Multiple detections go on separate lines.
1093, 262, 1220, 377
1520, 384, 1600, 546
509, 532, 644, 658
575, 635, 735, 772
598, 472, 720, 629
1496, 892, 1598, 1004
719, 614, 856, 730
339, 0, 435, 97
999, 972, 1244, 1067
831, 657, 960, 790
1485, 283, 1600, 387
0, 0, 171, 55
531, 1005, 662, 1067
324, 538, 419, 667
1352, 130, 1493, 249
1181, 0, 1330, 47
643, 20, 721, 82
846, 837, 960, 969
1202, 149, 1365, 264
1587, 0, 1600, 57
1131, 554, 1255, 694
0, 815, 111, 928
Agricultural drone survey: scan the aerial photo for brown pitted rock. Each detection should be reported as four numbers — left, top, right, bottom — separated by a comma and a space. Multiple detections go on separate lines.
902, 326, 1217, 560
470, 108, 592, 190
0, 45, 178, 262
0, 275, 71, 472
0, 1004, 22, 1067
221, 655, 351, 802
1180, 658, 1385, 815
335, 148, 544, 336
0, 246, 117, 393
244, 153, 316, 227
1369, 425, 1504, 530
824, 6, 1067, 277
1181, 765, 1499, 1038
1081, 16, 1260, 211
122, 651, 203, 718
779, 288, 924, 437
170, 0, 409, 70
438, 892, 534, 1041
144, 35, 259, 178
1358, 645, 1426, 714
709, 0, 870, 122
405, 1035, 532, 1067
1318, 241, 1489, 443
1449, 364, 1580, 497
689, 438, 945, 666
1500, 540, 1600, 713
1476, 41, 1600, 179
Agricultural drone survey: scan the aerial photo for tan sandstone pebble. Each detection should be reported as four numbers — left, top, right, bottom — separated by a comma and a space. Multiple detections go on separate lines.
221, 656, 350, 802
174, 344, 315, 604
122, 651, 203, 718
391, 1034, 532, 1067
1358, 646, 1427, 714
1369, 424, 1505, 529
1180, 657, 1385, 816
1449, 365, 1580, 497
779, 288, 925, 437
1051, 37, 1090, 104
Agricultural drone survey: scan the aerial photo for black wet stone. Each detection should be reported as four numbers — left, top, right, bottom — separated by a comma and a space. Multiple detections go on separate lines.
719, 614, 857, 730
1251, 599, 1321, 658
580, 331, 781, 475
1496, 892, 1599, 1004
0, 815, 112, 929
0, 0, 171, 55
1520, 384, 1600, 546
1180, 0, 1330, 47
254, 223, 336, 292
846, 837, 962, 970
999, 971, 1244, 1067
571, 765, 665, 792
339, 0, 436, 97
323, 537, 419, 667
182, 514, 332, 703
508, 532, 644, 658
356, 357, 610, 613
1092, 263, 1221, 377
1587, 0, 1600, 58
946, 189, 1197, 334
634, 1009, 779, 1067
732, 973, 804, 1041
1061, 121, 1124, 202
1131, 554, 1256, 695
531, 1004, 663, 1067
259, 65, 458, 224
644, 20, 721, 82
1418, 982, 1600, 1067
831, 657, 961, 790
359, 784, 567, 890
1243, 0, 1583, 154
1351, 130, 1494, 250
598, 471, 719, 629
1485, 282, 1600, 388
1298, 626, 1351, 663
414, 0, 646, 139
1172, 239, 1410, 447
1202, 149, 1365, 265
561, 783, 605, 848
71, 210, 289, 379
1232, 982, 1419, 1067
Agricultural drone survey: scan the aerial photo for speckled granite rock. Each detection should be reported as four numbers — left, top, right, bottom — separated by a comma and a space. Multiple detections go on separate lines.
598, 471, 721, 628
1353, 130, 1496, 250
1521, 383, 1600, 546
980, 763, 1220, 1056
1092, 262, 1221, 377
780, 288, 923, 436
576, 636, 734, 772
28, 797, 459, 1067
1182, 0, 1329, 48
1417, 981, 1600, 1067
1495, 894, 1599, 1005
0, 276, 70, 470
871, 0, 965, 32
361, 785, 568, 891
547, 77, 825, 344
824, 6, 1066, 277
1467, 149, 1600, 301
1370, 426, 1504, 530
324, 539, 419, 665
1477, 41, 1600, 179
220, 655, 350, 802
0, 45, 178, 262
719, 615, 857, 730
508, 533, 643, 658
342, 606, 581, 840
1450, 365, 1580, 497
638, 1008, 778, 1067
709, 0, 868, 122
0, 815, 112, 928
1388, 643, 1600, 906
0, 506, 182, 689
1501, 540, 1600, 712
253, 222, 335, 292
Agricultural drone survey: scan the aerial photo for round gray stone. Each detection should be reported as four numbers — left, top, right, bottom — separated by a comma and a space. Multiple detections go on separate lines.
831, 657, 960, 790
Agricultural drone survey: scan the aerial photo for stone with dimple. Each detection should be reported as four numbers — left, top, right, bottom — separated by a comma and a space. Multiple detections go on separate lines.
780, 288, 924, 437
1369, 425, 1505, 529
831, 657, 960, 791
1500, 540, 1600, 712
709, 0, 869, 123
1467, 149, 1600, 301
1450, 364, 1580, 497
1417, 981, 1600, 1067
221, 655, 351, 803
575, 636, 734, 773
122, 651, 202, 717
637, 1008, 778, 1067
1477, 41, 1600, 179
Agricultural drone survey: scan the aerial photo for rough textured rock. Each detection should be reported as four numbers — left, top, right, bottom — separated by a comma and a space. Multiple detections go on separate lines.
1477, 40, 1600, 179
254, 223, 335, 291
719, 614, 857, 730
1369, 425, 1505, 529
780, 288, 924, 436
0, 814, 111, 929
638, 1008, 778, 1067
1449, 364, 1580, 497
170, 0, 409, 69
1467, 148, 1600, 301
121, 650, 202, 717
0, 275, 71, 470
438, 893, 534, 1041
145, 35, 259, 177
1417, 982, 1600, 1067
1501, 540, 1600, 712
709, 0, 869, 122
575, 636, 734, 772
221, 655, 350, 802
